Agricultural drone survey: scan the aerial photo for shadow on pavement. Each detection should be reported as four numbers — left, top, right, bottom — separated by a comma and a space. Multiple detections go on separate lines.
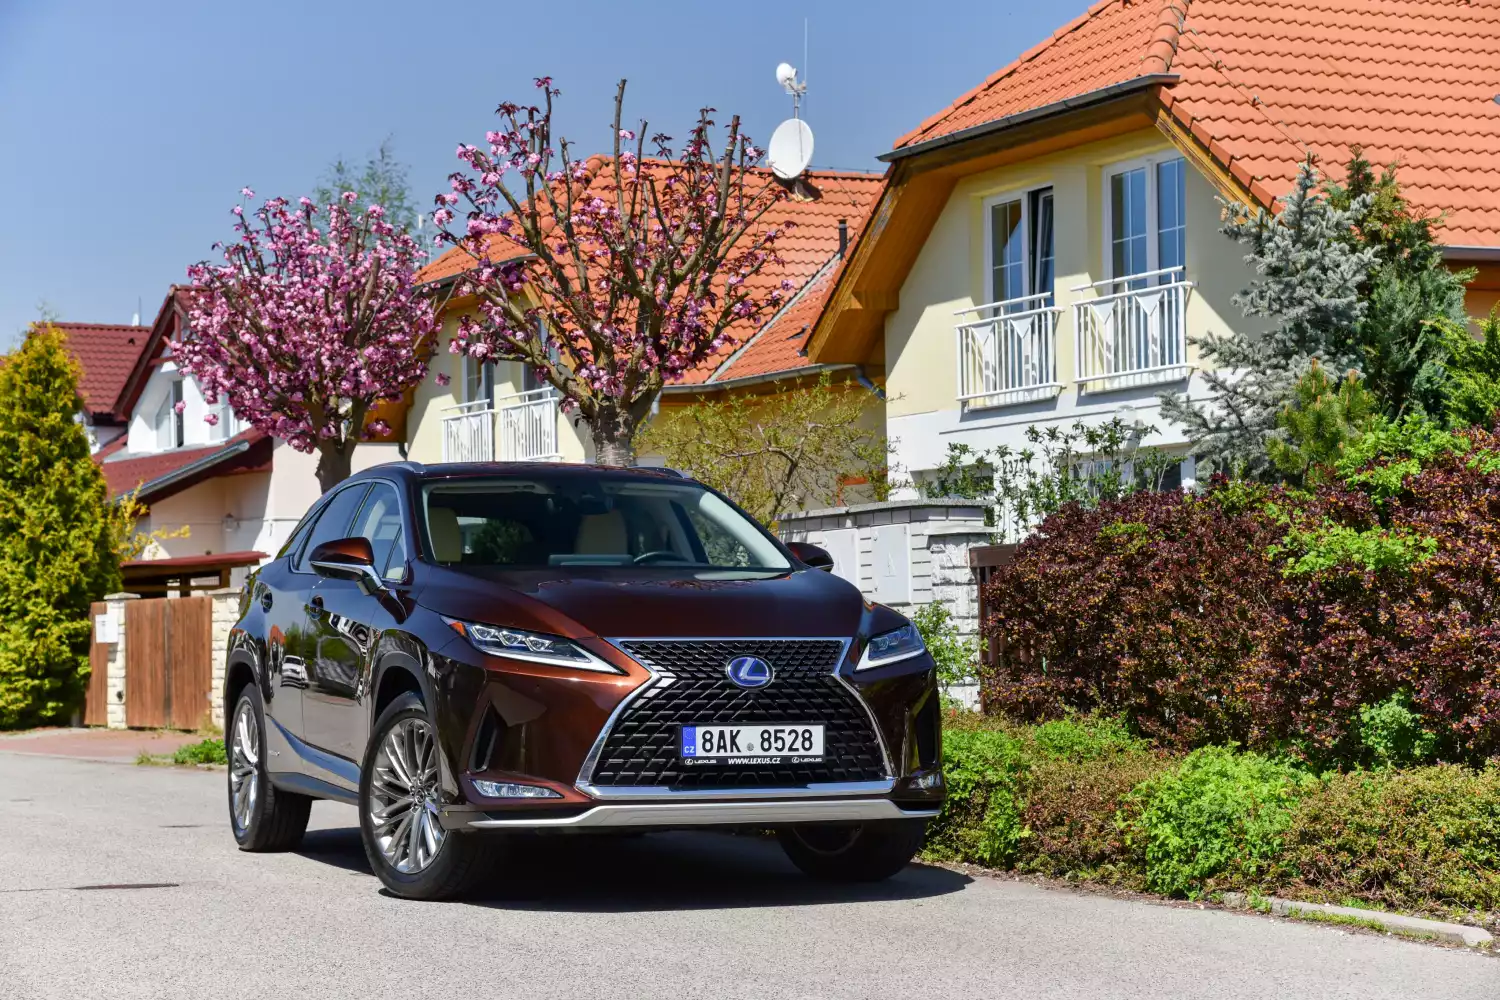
296, 826, 970, 911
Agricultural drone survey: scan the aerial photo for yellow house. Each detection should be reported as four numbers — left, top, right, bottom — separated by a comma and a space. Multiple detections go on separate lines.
403, 162, 886, 471
806, 0, 1500, 490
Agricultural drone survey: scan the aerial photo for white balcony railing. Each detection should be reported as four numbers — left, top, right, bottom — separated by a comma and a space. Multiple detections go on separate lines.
954, 293, 1064, 407
1071, 266, 1192, 392
440, 389, 562, 463
440, 399, 495, 462
497, 388, 561, 461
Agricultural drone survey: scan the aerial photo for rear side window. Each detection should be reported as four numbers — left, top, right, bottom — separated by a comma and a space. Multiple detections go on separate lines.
351, 483, 404, 575
295, 484, 370, 572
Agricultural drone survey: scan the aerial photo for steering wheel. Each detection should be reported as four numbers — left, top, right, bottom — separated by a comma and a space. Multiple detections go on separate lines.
632, 550, 683, 565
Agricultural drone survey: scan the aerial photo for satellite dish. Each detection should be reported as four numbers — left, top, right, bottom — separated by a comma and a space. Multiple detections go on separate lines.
767, 118, 814, 180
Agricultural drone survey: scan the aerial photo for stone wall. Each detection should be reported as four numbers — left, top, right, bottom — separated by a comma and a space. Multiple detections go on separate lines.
207, 589, 239, 731
94, 590, 239, 731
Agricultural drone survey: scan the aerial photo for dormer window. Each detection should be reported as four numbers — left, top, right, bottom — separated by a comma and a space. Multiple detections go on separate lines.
156, 379, 185, 450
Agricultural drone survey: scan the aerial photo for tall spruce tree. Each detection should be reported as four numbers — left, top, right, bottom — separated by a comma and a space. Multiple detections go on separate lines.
0, 325, 134, 727
1160, 158, 1378, 476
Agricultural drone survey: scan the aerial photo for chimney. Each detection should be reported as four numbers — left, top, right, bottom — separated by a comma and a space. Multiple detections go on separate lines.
838, 218, 848, 256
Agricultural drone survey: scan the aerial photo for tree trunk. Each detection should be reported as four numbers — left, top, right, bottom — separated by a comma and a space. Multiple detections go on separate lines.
592, 407, 638, 467
314, 440, 355, 494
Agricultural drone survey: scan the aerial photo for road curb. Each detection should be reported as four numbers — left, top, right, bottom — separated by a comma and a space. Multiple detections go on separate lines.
1220, 892, 1494, 949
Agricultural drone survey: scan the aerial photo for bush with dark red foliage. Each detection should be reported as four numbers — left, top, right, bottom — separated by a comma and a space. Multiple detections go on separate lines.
981, 428, 1500, 764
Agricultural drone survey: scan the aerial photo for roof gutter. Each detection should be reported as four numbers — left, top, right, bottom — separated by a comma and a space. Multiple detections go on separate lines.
113, 438, 253, 504
660, 363, 854, 395
880, 74, 1179, 163
1443, 245, 1500, 263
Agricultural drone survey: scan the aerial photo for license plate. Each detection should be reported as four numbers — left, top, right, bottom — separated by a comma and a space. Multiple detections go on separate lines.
680, 724, 824, 763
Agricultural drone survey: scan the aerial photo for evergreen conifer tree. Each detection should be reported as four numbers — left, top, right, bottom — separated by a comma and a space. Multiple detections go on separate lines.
1160, 158, 1377, 476
0, 325, 135, 727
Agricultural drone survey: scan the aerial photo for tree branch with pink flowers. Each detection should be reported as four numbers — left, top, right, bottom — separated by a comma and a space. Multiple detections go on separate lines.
432, 78, 793, 465
182, 190, 438, 492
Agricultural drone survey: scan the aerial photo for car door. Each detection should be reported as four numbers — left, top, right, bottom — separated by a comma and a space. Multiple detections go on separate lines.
302, 481, 408, 761
289, 482, 370, 756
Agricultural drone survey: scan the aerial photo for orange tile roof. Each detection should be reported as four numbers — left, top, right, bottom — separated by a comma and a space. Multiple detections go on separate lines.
52, 323, 152, 418
894, 0, 1185, 151
98, 428, 270, 501
703, 259, 844, 384
895, 0, 1500, 246
423, 162, 885, 384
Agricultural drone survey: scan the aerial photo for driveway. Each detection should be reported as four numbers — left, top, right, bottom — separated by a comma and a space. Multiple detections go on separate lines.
0, 752, 1494, 999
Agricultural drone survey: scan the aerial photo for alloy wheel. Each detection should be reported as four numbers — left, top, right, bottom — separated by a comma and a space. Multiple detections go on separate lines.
369, 718, 447, 874
229, 701, 259, 834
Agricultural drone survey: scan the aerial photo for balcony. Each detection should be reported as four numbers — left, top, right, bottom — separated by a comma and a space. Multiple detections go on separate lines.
440, 388, 561, 463
1071, 266, 1192, 393
954, 293, 1064, 408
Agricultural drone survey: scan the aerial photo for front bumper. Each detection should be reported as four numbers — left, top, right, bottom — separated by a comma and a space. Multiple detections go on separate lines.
445, 796, 940, 831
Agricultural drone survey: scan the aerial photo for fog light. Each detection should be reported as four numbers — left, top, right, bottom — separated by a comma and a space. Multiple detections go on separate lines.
910, 772, 943, 791
472, 780, 562, 799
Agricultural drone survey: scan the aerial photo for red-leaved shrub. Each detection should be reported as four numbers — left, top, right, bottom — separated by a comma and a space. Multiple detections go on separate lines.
982, 430, 1500, 763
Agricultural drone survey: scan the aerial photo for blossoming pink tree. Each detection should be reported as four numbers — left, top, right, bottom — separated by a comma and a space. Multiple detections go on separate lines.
433, 78, 792, 465
182, 190, 437, 492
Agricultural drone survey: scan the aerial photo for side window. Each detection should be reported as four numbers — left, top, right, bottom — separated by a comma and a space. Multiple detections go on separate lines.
277, 509, 319, 561
382, 529, 407, 581
352, 483, 404, 574
295, 484, 370, 573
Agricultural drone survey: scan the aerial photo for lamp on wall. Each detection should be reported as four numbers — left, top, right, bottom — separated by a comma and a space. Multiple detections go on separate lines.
222, 514, 240, 535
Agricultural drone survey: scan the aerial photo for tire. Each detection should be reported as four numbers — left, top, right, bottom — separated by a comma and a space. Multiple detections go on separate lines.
358, 692, 495, 900
228, 685, 312, 852
777, 819, 927, 882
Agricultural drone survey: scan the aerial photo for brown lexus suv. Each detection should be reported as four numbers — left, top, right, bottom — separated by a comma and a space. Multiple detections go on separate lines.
223, 462, 943, 899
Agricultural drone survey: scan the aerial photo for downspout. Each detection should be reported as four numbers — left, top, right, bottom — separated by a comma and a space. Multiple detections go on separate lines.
854, 366, 885, 400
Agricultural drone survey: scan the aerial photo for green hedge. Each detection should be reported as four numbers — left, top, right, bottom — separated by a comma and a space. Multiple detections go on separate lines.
930, 713, 1500, 922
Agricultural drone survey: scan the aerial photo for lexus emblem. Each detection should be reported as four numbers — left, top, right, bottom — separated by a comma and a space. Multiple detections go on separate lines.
725, 655, 773, 690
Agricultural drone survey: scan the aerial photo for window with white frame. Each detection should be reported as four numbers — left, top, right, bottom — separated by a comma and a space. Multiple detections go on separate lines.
155, 379, 185, 450
461, 355, 494, 407
1105, 153, 1186, 286
986, 186, 1055, 309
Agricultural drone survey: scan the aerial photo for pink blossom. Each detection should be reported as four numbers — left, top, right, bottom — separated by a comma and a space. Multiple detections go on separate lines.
204, 412, 220, 426
435, 372, 451, 387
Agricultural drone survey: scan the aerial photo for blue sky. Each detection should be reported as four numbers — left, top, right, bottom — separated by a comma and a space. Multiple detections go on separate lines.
0, 0, 1088, 341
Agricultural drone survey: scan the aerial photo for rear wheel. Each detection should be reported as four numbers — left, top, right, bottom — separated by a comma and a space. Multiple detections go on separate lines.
777, 819, 926, 882
228, 685, 311, 851
359, 692, 495, 900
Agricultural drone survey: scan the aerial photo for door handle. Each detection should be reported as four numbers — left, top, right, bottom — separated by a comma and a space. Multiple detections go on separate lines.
306, 595, 324, 616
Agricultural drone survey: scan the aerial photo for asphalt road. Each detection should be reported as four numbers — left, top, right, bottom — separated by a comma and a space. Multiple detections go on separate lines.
1, 753, 1495, 999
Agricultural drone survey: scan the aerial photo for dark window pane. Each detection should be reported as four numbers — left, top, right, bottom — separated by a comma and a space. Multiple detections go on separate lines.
296, 484, 370, 572
352, 483, 404, 573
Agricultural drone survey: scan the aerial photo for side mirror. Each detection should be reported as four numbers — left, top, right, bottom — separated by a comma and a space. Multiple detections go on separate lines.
786, 541, 835, 573
308, 537, 385, 594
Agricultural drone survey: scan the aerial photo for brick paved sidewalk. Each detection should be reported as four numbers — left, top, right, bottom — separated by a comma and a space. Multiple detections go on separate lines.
0, 727, 208, 763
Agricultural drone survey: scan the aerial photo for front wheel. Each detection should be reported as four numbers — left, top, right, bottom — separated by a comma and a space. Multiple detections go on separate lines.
777, 819, 927, 882
358, 692, 495, 900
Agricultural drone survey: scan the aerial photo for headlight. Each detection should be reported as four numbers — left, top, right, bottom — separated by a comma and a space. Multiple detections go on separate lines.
856, 623, 926, 670
443, 618, 621, 673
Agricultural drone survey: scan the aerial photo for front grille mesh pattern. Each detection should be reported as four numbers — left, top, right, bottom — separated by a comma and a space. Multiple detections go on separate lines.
588, 640, 887, 788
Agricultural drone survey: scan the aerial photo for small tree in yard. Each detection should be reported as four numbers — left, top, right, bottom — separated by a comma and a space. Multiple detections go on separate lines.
0, 326, 137, 728
432, 78, 792, 466
636, 372, 889, 525
181, 189, 437, 492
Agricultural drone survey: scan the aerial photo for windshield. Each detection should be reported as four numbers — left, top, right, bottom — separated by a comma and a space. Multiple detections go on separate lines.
421, 476, 792, 572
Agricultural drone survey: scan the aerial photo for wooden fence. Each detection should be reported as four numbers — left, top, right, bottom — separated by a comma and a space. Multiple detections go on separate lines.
82, 596, 214, 730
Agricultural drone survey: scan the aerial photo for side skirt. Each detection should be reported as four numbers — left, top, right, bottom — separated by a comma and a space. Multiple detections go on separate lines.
266, 715, 362, 800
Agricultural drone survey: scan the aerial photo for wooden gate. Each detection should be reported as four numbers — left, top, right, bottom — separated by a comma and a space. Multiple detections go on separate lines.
123, 597, 213, 730
82, 601, 111, 726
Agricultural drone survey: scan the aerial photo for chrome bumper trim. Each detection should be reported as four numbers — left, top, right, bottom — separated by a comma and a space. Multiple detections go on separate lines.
461, 798, 939, 830
578, 779, 896, 801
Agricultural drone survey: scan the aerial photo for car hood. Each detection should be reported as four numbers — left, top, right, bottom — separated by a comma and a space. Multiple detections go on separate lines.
413, 565, 867, 640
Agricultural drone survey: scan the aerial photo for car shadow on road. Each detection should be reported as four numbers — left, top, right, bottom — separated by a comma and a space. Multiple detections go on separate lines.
294, 826, 970, 911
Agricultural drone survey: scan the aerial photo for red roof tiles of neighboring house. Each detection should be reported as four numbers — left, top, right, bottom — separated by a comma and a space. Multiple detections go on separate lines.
52, 323, 152, 418
699, 259, 846, 385
99, 428, 271, 503
893, 0, 1500, 246
421, 161, 885, 385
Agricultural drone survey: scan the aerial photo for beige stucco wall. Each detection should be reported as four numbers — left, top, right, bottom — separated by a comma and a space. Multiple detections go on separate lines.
883, 126, 1264, 479
405, 309, 590, 465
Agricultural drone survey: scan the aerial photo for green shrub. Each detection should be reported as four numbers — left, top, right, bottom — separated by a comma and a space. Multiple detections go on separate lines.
925, 727, 1027, 867
1265, 765, 1500, 917
1130, 746, 1312, 898
1358, 692, 1438, 768
1028, 715, 1148, 762
910, 601, 977, 688
172, 738, 227, 766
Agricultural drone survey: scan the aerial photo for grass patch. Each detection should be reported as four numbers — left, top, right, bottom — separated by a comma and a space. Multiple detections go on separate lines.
134, 737, 227, 767
1282, 907, 1390, 934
